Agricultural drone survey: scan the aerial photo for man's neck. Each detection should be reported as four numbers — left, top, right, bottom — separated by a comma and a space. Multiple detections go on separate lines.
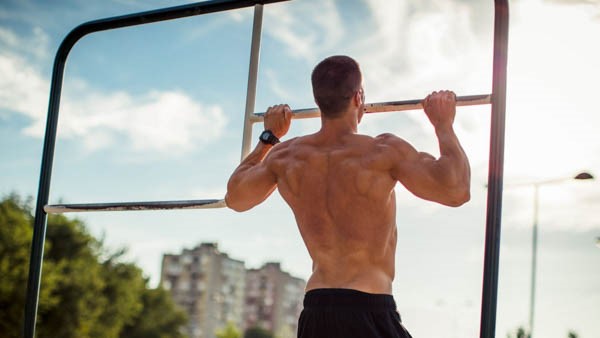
319, 112, 358, 137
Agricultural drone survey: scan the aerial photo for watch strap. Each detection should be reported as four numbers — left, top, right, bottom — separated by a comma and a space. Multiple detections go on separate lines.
259, 130, 280, 145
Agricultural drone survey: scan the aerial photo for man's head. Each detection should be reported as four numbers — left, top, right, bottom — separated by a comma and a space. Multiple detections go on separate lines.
311, 55, 363, 119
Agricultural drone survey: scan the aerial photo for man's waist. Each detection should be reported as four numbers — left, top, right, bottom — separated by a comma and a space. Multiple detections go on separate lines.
306, 265, 394, 295
303, 288, 397, 311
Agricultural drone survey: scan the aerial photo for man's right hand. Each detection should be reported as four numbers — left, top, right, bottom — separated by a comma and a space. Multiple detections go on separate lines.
264, 104, 292, 139
422, 90, 456, 130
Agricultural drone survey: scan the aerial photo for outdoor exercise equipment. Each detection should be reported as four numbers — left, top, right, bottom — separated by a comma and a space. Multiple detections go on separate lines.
24, 1, 509, 337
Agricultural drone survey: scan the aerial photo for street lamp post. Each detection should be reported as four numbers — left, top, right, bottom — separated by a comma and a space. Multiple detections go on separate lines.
526, 172, 594, 338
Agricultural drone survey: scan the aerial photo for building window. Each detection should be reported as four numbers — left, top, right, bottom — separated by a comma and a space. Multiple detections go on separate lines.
163, 280, 172, 290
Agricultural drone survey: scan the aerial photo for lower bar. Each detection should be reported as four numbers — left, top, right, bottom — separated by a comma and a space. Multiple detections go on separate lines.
250, 94, 490, 122
44, 199, 226, 214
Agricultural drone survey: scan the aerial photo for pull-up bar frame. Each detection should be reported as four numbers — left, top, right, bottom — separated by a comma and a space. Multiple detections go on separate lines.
43, 93, 490, 214
24, 1, 508, 337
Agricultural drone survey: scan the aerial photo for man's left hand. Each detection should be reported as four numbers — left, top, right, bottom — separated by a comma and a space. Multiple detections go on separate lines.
264, 104, 292, 139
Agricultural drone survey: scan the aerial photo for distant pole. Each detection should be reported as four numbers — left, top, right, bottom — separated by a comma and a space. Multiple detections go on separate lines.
519, 172, 594, 338
529, 184, 539, 337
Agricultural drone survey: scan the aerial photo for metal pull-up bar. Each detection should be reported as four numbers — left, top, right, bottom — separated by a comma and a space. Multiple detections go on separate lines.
250, 94, 491, 122
24, 1, 508, 338
42, 94, 491, 214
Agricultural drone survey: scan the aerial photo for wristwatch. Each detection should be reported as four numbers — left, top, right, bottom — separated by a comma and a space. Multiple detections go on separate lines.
259, 130, 280, 145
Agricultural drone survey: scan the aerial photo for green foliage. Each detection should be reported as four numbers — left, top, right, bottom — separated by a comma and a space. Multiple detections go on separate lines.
506, 326, 530, 338
37, 213, 107, 338
507, 326, 579, 338
0, 194, 60, 338
244, 326, 275, 338
0, 194, 188, 338
275, 325, 294, 338
216, 321, 242, 338
120, 287, 188, 338
90, 261, 146, 338
0, 195, 32, 336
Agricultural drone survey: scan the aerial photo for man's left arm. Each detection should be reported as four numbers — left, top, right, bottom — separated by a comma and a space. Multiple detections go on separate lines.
225, 104, 292, 212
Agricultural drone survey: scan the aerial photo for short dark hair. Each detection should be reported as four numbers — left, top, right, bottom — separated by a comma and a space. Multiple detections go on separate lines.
311, 55, 362, 119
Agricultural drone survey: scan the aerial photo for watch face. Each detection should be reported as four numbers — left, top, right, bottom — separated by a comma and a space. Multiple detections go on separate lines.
260, 130, 278, 144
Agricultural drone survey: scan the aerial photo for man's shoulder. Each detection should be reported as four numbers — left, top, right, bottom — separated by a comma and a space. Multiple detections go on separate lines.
279, 134, 319, 148
276, 136, 301, 150
373, 133, 408, 146
370, 133, 415, 157
374, 132, 399, 141
264, 136, 311, 172
267, 136, 301, 158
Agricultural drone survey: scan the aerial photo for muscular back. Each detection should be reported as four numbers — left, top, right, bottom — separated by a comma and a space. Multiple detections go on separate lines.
226, 93, 469, 295
266, 132, 399, 294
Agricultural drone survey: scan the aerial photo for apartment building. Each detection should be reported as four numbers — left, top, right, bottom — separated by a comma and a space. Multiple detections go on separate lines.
161, 244, 305, 338
245, 262, 306, 338
161, 243, 246, 338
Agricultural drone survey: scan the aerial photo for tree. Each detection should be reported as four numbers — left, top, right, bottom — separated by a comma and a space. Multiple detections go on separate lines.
36, 212, 109, 338
0, 194, 33, 337
120, 287, 188, 338
506, 326, 530, 338
216, 321, 242, 338
275, 324, 294, 338
244, 326, 275, 338
0, 194, 188, 338
507, 325, 580, 338
90, 260, 146, 338
0, 194, 59, 338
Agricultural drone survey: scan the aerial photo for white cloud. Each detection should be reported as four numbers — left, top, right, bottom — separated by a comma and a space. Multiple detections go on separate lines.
0, 53, 50, 122
545, 0, 600, 5
228, 10, 246, 23
263, 0, 344, 63
0, 27, 18, 46
52, 87, 227, 154
502, 180, 600, 231
0, 26, 227, 156
30, 27, 50, 60
265, 69, 292, 99
0, 26, 50, 61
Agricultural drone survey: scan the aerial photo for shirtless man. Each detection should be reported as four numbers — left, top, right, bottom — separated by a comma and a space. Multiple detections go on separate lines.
225, 55, 470, 338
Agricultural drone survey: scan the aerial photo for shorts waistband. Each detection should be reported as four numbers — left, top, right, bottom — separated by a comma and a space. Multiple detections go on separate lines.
303, 288, 397, 311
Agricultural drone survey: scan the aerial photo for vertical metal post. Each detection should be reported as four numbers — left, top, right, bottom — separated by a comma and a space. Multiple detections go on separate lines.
479, 1, 509, 338
529, 185, 539, 337
241, 4, 264, 160
23, 43, 69, 338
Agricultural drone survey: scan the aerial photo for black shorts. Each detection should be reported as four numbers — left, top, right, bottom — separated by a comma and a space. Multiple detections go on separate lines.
297, 288, 413, 338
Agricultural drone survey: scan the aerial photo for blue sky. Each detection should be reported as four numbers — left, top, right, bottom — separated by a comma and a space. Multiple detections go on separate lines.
1, 0, 599, 337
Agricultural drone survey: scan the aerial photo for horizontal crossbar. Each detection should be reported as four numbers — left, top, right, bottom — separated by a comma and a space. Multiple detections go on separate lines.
44, 199, 226, 214
250, 94, 491, 122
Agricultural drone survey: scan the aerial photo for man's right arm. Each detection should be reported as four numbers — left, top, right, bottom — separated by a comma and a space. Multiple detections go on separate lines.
377, 91, 471, 207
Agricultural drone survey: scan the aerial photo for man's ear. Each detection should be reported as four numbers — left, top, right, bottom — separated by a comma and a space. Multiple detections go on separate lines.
353, 91, 362, 107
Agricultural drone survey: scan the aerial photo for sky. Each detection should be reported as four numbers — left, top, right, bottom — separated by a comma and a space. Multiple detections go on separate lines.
1, 0, 599, 337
